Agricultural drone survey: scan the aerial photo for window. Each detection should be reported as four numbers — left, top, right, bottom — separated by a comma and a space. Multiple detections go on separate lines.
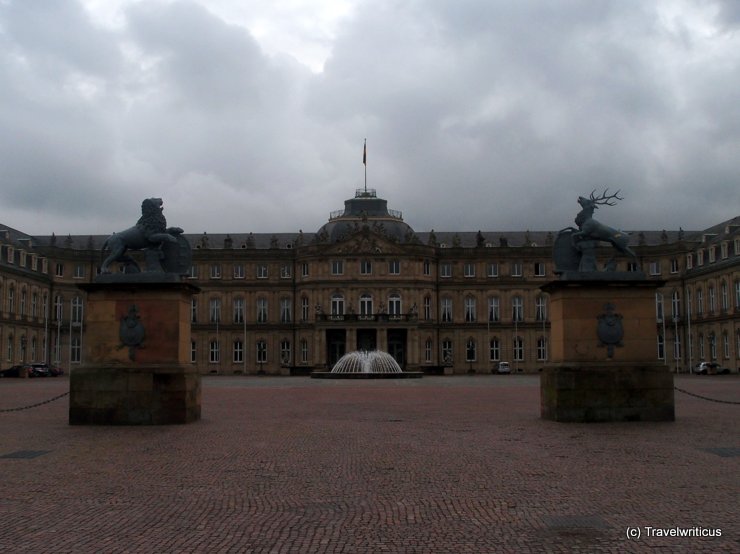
698, 334, 705, 359
331, 260, 344, 275
360, 294, 373, 317
671, 291, 681, 319
280, 264, 292, 279
423, 260, 431, 276
513, 336, 524, 361
708, 247, 716, 263
537, 337, 548, 361
723, 332, 730, 359
234, 298, 245, 324
649, 261, 661, 276
300, 339, 309, 363
280, 340, 291, 365
209, 340, 220, 363
441, 297, 453, 322
20, 289, 27, 317
464, 296, 476, 322
440, 263, 452, 278
655, 293, 664, 322
257, 298, 268, 323
8, 286, 14, 314
301, 297, 310, 321
191, 341, 196, 364
721, 281, 729, 312
487, 263, 499, 278
627, 262, 639, 272
442, 340, 453, 364
71, 337, 81, 363
673, 333, 681, 361
331, 294, 344, 316
488, 297, 500, 322
7, 247, 14, 264
74, 264, 85, 279
71, 296, 83, 324
302, 263, 309, 278
721, 242, 729, 259
210, 264, 221, 279
54, 295, 63, 320
31, 292, 38, 318
233, 340, 243, 363
511, 262, 523, 277
19, 251, 27, 267
280, 298, 292, 323
388, 260, 400, 275
512, 296, 523, 322
188, 265, 198, 279
424, 339, 432, 363
686, 254, 693, 270
465, 339, 476, 362
489, 338, 500, 362
257, 265, 268, 279
534, 262, 546, 277
670, 258, 679, 274
209, 298, 221, 323
388, 293, 402, 316
736, 280, 740, 310
464, 263, 475, 278
697, 249, 704, 266
423, 296, 432, 321
191, 298, 198, 323
6, 335, 13, 362
535, 296, 547, 321
360, 260, 372, 275
233, 264, 245, 279
696, 288, 704, 315
256, 340, 267, 364
708, 286, 716, 314
709, 333, 717, 360
657, 334, 665, 360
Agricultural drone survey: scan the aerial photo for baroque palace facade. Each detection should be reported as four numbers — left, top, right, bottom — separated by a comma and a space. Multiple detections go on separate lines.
0, 188, 738, 375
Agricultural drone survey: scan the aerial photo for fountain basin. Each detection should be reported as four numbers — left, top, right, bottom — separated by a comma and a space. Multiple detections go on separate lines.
311, 350, 423, 379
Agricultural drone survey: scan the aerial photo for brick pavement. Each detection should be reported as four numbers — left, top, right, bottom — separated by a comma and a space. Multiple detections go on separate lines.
0, 374, 738, 553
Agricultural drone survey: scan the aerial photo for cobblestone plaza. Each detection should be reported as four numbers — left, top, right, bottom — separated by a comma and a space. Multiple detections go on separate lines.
1, 374, 738, 553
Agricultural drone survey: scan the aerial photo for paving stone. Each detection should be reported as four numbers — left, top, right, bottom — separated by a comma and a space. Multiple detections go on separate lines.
0, 374, 737, 553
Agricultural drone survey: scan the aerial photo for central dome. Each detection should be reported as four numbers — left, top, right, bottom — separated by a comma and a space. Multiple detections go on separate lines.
316, 189, 415, 243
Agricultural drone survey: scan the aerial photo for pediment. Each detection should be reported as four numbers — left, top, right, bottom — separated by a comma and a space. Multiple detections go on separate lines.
321, 229, 408, 255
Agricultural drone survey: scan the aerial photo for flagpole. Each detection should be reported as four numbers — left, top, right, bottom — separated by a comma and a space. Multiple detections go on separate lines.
363, 138, 367, 193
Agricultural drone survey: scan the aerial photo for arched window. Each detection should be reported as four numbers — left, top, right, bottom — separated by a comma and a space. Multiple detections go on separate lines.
488, 297, 500, 322
360, 293, 373, 316
71, 296, 83, 324
535, 295, 547, 321
331, 294, 344, 316
388, 293, 402, 316
464, 296, 476, 322
512, 296, 523, 323
489, 338, 500, 362
513, 336, 524, 361
441, 297, 453, 323
441, 339, 453, 364
424, 338, 433, 362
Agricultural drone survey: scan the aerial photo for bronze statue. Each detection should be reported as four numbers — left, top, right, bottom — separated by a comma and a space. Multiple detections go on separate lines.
99, 198, 190, 276
553, 189, 639, 276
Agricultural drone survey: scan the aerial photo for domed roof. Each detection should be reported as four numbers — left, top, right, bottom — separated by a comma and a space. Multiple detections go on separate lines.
316, 189, 415, 243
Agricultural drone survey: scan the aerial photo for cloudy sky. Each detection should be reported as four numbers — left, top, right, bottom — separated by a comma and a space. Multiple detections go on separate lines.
1, 0, 738, 237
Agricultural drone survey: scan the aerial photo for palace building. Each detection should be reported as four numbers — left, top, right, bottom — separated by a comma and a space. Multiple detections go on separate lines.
0, 188, 738, 375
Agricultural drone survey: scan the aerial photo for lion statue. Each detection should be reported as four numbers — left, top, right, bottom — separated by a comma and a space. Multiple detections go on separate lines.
100, 198, 185, 274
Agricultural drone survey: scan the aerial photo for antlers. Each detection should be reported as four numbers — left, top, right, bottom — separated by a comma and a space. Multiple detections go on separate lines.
589, 188, 623, 206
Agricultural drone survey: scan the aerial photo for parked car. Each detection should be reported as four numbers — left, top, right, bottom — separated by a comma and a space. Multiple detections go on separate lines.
48, 365, 65, 377
30, 364, 52, 377
0, 365, 25, 378
496, 361, 511, 374
693, 362, 731, 375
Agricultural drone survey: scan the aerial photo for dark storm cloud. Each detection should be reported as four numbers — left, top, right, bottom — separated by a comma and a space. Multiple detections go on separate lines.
0, 0, 737, 235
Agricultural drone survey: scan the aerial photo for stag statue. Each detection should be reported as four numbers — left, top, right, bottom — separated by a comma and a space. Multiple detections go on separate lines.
553, 188, 638, 276
573, 189, 635, 258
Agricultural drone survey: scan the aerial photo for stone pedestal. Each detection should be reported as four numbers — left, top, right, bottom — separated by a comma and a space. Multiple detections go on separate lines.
70, 281, 201, 425
540, 278, 674, 422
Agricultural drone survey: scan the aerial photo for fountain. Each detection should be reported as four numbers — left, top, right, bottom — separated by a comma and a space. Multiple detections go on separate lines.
311, 350, 423, 379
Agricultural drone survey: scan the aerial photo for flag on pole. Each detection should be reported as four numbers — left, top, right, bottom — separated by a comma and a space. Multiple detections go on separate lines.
363, 140, 366, 165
